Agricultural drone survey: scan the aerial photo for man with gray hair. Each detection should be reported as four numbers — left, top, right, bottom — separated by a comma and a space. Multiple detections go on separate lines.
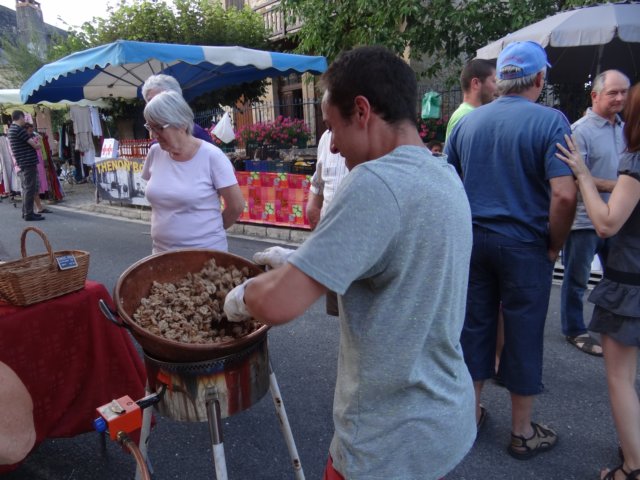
445, 41, 577, 459
561, 70, 630, 357
141, 74, 215, 144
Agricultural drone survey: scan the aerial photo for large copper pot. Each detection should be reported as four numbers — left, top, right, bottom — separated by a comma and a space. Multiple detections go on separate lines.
112, 249, 269, 363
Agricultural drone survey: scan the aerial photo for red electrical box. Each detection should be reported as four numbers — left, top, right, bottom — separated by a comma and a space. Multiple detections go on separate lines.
96, 395, 142, 441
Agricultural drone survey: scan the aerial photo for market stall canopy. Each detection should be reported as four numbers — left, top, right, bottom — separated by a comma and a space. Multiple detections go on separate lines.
476, 2, 640, 84
0, 89, 109, 113
20, 40, 328, 104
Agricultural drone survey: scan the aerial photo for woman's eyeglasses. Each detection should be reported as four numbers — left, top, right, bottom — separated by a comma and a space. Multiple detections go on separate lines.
144, 123, 170, 134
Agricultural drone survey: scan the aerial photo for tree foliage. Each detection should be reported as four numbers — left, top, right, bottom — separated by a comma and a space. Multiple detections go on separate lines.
47, 0, 272, 109
280, 0, 602, 79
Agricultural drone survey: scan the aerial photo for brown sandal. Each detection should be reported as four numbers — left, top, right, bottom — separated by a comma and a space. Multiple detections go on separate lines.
507, 422, 558, 460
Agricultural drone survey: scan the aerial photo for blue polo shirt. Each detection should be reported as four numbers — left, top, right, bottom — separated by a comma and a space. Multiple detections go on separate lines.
571, 108, 626, 229
445, 95, 572, 242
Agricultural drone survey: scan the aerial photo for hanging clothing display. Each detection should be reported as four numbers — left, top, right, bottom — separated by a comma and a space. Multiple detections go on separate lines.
69, 106, 93, 153
82, 147, 96, 166
35, 143, 48, 194
0, 136, 19, 193
40, 135, 64, 201
89, 106, 103, 137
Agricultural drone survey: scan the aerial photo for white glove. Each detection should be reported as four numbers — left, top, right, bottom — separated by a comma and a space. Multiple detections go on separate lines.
223, 279, 252, 322
252, 246, 295, 269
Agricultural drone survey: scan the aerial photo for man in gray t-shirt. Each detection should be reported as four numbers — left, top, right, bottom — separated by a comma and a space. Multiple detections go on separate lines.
224, 46, 475, 480
560, 70, 629, 356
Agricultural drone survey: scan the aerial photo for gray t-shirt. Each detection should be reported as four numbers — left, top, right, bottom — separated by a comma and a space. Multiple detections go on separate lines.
571, 108, 626, 229
290, 145, 476, 480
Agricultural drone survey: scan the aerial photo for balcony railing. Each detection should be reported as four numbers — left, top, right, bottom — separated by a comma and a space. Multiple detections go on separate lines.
253, 0, 302, 40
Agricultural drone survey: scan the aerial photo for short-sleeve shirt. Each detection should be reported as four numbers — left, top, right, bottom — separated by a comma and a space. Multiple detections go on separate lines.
445, 102, 474, 142
290, 145, 476, 480
142, 141, 238, 253
571, 108, 626, 229
309, 130, 349, 218
193, 123, 214, 144
445, 95, 572, 242
8, 123, 38, 169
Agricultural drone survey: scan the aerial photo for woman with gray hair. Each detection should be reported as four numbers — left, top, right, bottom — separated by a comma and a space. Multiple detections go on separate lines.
141, 74, 182, 102
141, 90, 245, 253
141, 74, 214, 144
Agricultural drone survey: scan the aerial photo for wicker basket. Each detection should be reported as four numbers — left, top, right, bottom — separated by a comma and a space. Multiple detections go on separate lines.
0, 227, 90, 306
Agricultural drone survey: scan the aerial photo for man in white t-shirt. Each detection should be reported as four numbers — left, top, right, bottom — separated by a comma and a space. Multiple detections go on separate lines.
306, 129, 348, 315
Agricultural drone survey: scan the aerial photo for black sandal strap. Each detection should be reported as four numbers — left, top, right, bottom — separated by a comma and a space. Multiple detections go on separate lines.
603, 465, 626, 480
626, 468, 640, 480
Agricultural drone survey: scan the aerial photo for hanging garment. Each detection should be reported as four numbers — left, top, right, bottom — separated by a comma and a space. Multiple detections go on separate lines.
0, 136, 20, 192
70, 106, 94, 152
89, 107, 103, 137
82, 146, 96, 166
35, 142, 48, 194
41, 135, 64, 201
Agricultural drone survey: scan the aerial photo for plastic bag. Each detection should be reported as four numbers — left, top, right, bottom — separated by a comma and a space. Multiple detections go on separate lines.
212, 112, 235, 144
421, 91, 441, 119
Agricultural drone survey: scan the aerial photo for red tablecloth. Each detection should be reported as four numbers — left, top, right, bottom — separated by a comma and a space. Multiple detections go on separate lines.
0, 281, 147, 472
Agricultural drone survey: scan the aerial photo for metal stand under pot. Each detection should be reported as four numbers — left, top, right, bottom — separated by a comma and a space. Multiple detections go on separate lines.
142, 337, 304, 480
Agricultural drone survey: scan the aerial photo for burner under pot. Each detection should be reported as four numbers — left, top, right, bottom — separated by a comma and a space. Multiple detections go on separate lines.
144, 337, 270, 422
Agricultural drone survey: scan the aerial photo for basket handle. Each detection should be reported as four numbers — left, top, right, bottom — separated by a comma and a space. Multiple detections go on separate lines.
20, 226, 55, 266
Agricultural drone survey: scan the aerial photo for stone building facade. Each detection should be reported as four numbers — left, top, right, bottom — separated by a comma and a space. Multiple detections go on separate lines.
0, 0, 65, 88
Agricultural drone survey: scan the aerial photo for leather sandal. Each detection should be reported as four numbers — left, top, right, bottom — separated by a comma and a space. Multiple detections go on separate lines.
566, 334, 603, 357
507, 422, 558, 460
601, 464, 640, 479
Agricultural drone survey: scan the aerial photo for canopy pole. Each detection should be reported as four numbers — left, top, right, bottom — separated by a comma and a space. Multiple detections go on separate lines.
595, 44, 604, 77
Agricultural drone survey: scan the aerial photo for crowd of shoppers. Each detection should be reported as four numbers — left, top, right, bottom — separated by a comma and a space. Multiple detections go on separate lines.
223, 42, 638, 479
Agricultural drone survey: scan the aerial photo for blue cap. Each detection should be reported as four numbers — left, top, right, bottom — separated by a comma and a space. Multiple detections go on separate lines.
497, 41, 551, 80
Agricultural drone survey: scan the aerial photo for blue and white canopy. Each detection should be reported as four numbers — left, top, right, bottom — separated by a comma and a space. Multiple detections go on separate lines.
21, 40, 328, 103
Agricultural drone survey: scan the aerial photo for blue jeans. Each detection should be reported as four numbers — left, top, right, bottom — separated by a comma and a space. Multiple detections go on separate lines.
461, 226, 554, 396
560, 230, 608, 337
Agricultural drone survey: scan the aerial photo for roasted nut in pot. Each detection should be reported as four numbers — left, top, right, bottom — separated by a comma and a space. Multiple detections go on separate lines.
132, 258, 261, 344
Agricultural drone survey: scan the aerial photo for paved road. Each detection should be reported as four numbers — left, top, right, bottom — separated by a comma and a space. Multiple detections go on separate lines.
0, 200, 628, 479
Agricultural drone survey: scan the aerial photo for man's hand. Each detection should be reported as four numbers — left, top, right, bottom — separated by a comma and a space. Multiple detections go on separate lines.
223, 279, 252, 322
306, 204, 321, 230
253, 246, 294, 269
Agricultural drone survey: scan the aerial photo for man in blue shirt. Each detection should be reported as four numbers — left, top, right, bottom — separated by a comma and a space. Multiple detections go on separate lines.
446, 41, 577, 460
561, 70, 629, 357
